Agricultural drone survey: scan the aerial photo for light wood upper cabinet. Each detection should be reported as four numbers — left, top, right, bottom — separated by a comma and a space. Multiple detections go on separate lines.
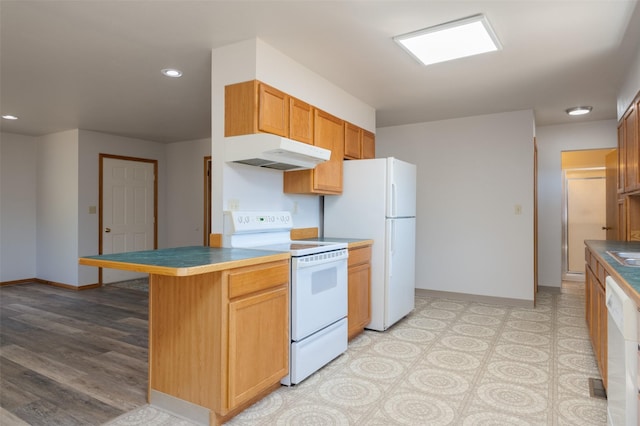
618, 123, 626, 193
628, 195, 640, 241
618, 93, 640, 194
344, 122, 362, 159
225, 80, 314, 145
225, 80, 289, 138
289, 97, 314, 144
258, 83, 289, 137
362, 130, 376, 159
284, 109, 344, 194
625, 99, 639, 192
617, 93, 640, 241
344, 123, 375, 160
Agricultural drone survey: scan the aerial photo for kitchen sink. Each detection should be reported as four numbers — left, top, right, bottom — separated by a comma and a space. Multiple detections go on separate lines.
614, 252, 640, 259
607, 251, 640, 267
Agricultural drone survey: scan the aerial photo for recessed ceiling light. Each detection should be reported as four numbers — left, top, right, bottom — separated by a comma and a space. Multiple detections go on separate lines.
161, 68, 182, 78
565, 106, 593, 116
394, 14, 502, 66
2, 114, 18, 120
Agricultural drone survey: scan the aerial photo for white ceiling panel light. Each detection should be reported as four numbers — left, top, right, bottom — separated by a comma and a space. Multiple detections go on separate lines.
161, 68, 182, 78
394, 14, 502, 66
565, 106, 593, 116
2, 114, 18, 120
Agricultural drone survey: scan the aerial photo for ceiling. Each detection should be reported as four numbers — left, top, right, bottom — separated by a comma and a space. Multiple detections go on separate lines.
1, 1, 639, 143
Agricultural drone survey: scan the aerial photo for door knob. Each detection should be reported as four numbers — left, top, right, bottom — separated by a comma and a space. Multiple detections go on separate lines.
602, 226, 612, 230
105, 228, 111, 233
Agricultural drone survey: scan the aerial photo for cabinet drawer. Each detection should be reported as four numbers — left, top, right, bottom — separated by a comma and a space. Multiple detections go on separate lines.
348, 245, 372, 267
228, 261, 289, 299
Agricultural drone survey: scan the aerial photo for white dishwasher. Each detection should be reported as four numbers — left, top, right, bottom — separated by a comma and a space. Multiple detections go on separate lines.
606, 276, 638, 426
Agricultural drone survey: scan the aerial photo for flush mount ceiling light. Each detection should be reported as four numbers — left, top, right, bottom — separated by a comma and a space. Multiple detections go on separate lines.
565, 106, 593, 116
394, 14, 502, 66
2, 114, 18, 120
161, 68, 182, 78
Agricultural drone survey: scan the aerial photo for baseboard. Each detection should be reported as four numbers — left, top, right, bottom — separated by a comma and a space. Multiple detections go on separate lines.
538, 285, 562, 294
0, 278, 37, 287
0, 278, 100, 290
415, 288, 534, 308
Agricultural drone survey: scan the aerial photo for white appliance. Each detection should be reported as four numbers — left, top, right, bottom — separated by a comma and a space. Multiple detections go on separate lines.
605, 275, 638, 426
225, 133, 331, 170
223, 211, 348, 385
324, 157, 417, 331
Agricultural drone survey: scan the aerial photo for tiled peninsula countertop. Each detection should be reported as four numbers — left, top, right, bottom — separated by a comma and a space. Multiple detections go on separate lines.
585, 240, 640, 303
79, 246, 289, 276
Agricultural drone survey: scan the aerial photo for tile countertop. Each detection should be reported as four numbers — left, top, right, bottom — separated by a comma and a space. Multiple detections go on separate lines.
305, 237, 374, 249
79, 246, 290, 277
585, 240, 640, 303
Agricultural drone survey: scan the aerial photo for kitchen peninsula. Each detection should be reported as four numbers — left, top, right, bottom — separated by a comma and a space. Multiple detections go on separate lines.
79, 246, 291, 426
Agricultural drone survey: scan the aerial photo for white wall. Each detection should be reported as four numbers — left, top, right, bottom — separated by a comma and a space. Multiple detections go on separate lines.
1, 129, 204, 286
376, 110, 535, 302
536, 120, 617, 287
0, 132, 38, 281
77, 130, 168, 286
37, 130, 80, 286
166, 138, 211, 247
210, 38, 376, 234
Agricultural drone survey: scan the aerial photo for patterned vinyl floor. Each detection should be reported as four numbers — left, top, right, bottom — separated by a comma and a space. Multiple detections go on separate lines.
108, 287, 607, 425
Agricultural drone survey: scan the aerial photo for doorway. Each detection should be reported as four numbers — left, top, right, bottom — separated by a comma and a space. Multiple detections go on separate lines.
99, 154, 158, 284
561, 149, 611, 281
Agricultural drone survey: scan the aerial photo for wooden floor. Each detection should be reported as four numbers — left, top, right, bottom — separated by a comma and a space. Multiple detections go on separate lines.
0, 282, 149, 425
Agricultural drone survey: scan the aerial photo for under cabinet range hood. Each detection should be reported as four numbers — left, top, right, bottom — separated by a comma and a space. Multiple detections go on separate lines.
225, 134, 331, 171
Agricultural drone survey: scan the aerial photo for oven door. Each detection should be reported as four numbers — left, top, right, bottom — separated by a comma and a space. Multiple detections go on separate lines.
291, 250, 348, 341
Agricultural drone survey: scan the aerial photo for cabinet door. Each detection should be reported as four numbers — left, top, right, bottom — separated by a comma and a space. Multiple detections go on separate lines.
586, 266, 594, 338
595, 278, 607, 388
289, 97, 313, 144
362, 130, 375, 159
313, 109, 344, 193
225, 80, 258, 137
344, 122, 362, 159
623, 103, 638, 192
348, 262, 371, 340
617, 197, 627, 241
258, 83, 289, 137
227, 286, 288, 409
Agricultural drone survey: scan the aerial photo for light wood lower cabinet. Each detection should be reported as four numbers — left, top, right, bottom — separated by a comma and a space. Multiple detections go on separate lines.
348, 244, 372, 340
149, 259, 289, 425
585, 247, 608, 389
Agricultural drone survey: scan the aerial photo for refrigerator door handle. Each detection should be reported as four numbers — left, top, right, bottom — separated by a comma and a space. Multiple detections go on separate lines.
389, 220, 394, 277
391, 183, 396, 217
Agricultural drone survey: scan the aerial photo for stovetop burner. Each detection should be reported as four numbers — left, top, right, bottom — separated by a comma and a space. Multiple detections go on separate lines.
250, 240, 347, 257
222, 211, 347, 256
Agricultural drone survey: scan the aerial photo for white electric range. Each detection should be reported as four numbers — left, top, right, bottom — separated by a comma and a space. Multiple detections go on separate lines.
223, 211, 348, 385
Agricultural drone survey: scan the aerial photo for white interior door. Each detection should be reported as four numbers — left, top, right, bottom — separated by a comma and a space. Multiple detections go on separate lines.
566, 173, 606, 274
102, 157, 155, 283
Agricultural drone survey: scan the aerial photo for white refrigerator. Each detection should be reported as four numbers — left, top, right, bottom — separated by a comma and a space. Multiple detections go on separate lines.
324, 157, 416, 331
